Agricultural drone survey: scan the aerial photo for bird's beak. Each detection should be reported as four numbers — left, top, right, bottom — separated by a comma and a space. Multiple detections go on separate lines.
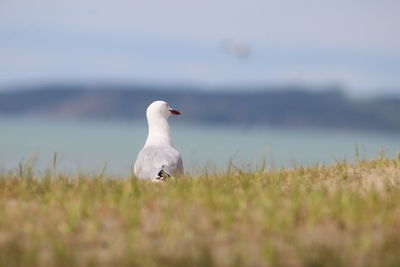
169, 109, 181, 115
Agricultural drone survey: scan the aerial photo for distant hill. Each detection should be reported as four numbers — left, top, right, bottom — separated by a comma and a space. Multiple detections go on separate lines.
0, 83, 399, 131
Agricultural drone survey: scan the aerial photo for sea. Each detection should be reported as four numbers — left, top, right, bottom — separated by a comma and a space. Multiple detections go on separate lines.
1, 117, 399, 176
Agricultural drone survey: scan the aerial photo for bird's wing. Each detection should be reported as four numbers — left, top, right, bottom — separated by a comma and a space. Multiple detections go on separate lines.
134, 146, 183, 179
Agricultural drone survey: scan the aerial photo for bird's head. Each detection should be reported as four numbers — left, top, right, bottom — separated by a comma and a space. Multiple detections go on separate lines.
146, 100, 181, 120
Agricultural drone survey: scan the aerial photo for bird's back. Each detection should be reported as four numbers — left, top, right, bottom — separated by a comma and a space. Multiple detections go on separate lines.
134, 146, 183, 180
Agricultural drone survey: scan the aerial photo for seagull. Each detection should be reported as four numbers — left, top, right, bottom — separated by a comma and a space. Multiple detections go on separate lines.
134, 101, 183, 182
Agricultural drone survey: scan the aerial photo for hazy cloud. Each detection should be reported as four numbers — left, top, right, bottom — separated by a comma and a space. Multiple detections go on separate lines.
1, 0, 399, 94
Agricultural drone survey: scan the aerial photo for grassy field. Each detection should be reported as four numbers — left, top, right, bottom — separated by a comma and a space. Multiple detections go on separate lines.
0, 154, 400, 267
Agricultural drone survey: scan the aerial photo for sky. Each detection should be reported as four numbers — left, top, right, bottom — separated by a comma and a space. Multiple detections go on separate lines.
1, 0, 400, 96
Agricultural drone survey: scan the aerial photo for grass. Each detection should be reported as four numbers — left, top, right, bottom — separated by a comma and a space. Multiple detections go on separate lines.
0, 154, 400, 267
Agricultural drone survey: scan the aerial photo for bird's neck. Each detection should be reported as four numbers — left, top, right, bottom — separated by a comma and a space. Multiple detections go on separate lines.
144, 116, 173, 147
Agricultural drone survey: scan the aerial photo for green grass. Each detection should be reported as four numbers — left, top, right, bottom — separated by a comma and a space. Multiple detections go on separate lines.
1, 154, 400, 267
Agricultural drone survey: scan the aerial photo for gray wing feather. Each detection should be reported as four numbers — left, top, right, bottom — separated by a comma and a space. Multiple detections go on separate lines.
134, 146, 183, 180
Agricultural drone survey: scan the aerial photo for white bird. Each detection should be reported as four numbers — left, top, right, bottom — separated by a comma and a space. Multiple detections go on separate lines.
134, 100, 183, 181
221, 38, 250, 59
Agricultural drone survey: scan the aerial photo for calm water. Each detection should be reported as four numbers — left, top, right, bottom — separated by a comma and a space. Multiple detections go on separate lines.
0, 117, 399, 175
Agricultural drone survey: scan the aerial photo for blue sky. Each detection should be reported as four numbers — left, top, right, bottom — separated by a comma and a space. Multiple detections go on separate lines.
1, 0, 400, 95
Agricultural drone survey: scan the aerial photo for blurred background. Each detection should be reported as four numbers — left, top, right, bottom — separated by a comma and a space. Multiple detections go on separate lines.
0, 0, 399, 175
